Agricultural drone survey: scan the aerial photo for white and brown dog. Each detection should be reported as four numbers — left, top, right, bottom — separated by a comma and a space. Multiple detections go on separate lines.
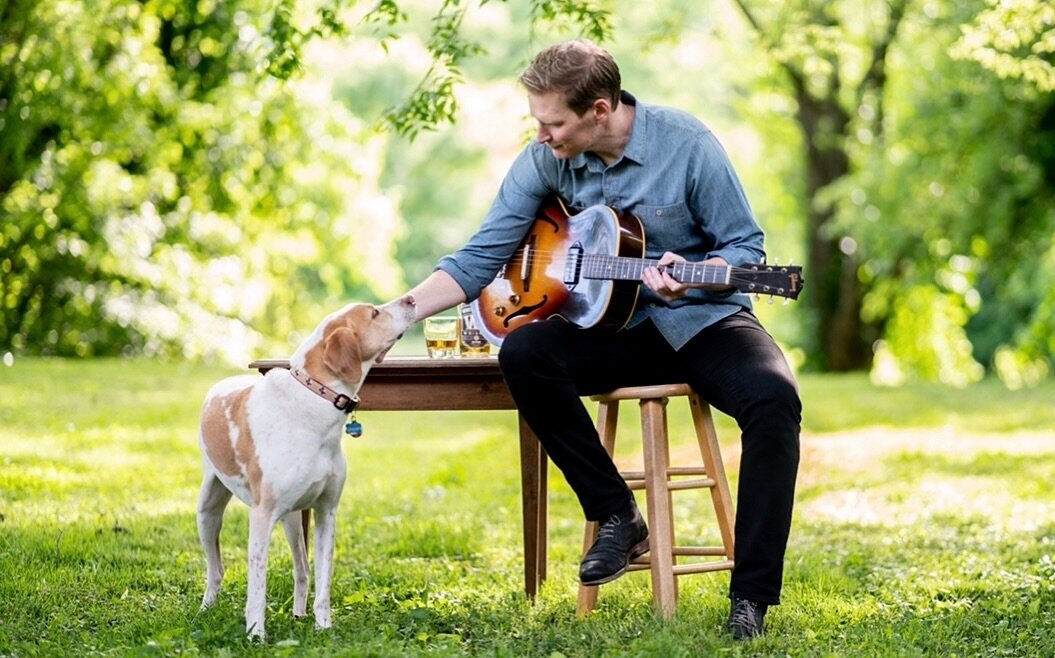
196, 295, 416, 640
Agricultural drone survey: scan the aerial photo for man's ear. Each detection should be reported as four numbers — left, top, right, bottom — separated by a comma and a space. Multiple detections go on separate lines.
592, 97, 612, 123
323, 327, 363, 384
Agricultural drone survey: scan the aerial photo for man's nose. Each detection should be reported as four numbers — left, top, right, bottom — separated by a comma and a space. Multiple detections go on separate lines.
536, 125, 550, 143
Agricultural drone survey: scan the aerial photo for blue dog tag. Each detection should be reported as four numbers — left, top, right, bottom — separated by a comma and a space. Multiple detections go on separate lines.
344, 418, 363, 438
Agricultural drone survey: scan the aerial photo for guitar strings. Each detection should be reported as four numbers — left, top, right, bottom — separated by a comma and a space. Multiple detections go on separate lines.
508, 247, 794, 275
505, 248, 727, 277
505, 248, 692, 270
501, 248, 795, 293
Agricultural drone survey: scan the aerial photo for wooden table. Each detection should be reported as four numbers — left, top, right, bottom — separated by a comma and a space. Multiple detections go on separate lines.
249, 356, 549, 599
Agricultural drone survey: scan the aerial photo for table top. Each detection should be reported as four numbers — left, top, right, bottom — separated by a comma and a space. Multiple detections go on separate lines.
248, 355, 513, 411
250, 355, 500, 372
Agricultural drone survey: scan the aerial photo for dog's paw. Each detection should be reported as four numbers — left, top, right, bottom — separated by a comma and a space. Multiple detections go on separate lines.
246, 623, 266, 642
314, 616, 333, 631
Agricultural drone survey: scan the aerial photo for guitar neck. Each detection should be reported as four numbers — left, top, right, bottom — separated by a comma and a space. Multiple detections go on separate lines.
582, 254, 730, 285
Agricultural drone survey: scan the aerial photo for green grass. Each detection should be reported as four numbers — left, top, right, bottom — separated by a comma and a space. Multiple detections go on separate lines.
1, 357, 1054, 656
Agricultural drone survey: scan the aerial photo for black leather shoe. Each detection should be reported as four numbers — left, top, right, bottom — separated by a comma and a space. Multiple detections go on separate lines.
579, 502, 649, 585
726, 596, 767, 640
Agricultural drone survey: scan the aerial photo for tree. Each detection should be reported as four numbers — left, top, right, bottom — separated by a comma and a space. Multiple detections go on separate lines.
725, 0, 909, 371
0, 0, 404, 362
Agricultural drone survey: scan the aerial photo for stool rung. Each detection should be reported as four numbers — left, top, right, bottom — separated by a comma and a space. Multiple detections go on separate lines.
630, 546, 728, 564
621, 477, 716, 492
674, 560, 734, 575
668, 478, 716, 491
620, 470, 713, 486
667, 466, 708, 476
628, 558, 735, 575
673, 546, 728, 557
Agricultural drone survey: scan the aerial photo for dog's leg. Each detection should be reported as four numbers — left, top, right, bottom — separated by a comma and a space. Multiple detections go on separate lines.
280, 510, 310, 618
245, 504, 277, 640
197, 472, 232, 609
311, 505, 338, 630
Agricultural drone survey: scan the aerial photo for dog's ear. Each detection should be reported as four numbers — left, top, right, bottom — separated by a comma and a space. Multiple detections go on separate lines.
323, 326, 364, 384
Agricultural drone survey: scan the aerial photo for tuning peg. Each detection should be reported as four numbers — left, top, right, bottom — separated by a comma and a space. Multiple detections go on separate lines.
768, 296, 775, 305
783, 298, 790, 306
754, 294, 761, 302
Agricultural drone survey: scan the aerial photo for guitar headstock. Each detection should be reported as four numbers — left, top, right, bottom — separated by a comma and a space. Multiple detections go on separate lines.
730, 263, 805, 301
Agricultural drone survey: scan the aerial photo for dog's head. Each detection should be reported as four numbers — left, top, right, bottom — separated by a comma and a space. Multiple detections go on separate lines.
296, 295, 417, 389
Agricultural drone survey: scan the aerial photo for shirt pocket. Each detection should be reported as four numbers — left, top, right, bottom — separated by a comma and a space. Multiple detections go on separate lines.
631, 202, 699, 257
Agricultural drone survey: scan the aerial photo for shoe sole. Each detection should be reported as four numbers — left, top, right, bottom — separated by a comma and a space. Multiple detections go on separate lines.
579, 538, 651, 586
728, 624, 765, 641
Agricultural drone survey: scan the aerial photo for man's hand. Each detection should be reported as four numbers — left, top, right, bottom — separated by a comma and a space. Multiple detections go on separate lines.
642, 253, 729, 303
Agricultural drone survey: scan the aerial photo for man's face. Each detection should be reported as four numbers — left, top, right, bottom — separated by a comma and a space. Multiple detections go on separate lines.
528, 91, 599, 159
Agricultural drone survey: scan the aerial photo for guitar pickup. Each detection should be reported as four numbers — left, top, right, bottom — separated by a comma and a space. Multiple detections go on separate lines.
564, 243, 585, 287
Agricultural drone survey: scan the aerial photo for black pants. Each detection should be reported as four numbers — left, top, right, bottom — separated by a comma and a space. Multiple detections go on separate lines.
498, 310, 801, 605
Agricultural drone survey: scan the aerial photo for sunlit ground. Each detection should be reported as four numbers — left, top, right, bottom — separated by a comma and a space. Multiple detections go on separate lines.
1, 358, 1054, 655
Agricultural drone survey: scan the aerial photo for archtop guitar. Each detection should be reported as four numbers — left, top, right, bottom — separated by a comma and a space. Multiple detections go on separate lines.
471, 196, 804, 346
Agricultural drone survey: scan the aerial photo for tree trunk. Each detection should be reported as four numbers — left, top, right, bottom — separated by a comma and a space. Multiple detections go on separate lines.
795, 87, 875, 371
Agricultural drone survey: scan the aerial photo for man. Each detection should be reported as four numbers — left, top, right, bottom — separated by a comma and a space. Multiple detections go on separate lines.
404, 39, 800, 640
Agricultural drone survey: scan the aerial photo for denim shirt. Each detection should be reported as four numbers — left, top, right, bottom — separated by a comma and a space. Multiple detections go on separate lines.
436, 92, 765, 350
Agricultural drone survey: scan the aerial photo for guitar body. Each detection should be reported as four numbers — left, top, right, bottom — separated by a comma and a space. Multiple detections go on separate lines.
472, 197, 645, 346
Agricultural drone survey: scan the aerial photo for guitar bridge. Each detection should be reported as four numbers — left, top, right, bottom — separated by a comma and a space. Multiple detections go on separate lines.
564, 242, 584, 288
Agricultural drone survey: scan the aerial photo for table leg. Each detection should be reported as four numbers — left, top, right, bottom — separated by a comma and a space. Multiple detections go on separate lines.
518, 414, 548, 599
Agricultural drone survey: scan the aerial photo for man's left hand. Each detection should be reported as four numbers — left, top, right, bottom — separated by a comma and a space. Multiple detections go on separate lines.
642, 253, 729, 303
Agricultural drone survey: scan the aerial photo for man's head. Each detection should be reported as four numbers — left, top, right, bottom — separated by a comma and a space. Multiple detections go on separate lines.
518, 39, 621, 116
520, 40, 624, 160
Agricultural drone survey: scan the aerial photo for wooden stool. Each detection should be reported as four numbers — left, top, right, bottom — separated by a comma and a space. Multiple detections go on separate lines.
577, 384, 736, 619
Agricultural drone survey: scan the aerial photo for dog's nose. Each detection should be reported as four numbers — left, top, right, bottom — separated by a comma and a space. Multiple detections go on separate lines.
405, 294, 416, 306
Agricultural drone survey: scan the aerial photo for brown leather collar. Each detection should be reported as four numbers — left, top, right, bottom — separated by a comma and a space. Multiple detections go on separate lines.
289, 368, 359, 413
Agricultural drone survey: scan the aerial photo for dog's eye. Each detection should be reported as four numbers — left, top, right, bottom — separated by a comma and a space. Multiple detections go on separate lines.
371, 307, 380, 319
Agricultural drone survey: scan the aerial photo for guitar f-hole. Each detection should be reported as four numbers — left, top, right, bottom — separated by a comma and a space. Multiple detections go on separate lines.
503, 295, 549, 328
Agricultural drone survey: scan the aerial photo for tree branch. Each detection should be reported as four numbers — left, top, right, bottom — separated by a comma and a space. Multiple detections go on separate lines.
857, 0, 910, 128
728, 0, 807, 92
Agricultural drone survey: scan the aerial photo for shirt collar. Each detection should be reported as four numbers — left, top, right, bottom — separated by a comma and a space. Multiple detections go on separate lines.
620, 91, 646, 165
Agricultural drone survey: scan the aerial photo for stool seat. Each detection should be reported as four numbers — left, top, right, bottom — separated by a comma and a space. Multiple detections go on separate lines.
577, 383, 735, 619
591, 383, 692, 401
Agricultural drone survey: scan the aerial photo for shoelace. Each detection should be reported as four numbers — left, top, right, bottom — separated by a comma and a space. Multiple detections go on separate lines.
595, 515, 623, 541
729, 599, 761, 628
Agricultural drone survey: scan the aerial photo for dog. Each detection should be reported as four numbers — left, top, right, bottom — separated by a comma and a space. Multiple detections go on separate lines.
196, 295, 417, 640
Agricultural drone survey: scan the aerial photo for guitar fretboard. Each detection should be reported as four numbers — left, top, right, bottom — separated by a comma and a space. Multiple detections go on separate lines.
581, 254, 730, 285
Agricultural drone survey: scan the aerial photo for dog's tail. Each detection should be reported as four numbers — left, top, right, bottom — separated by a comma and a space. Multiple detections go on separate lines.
301, 508, 312, 555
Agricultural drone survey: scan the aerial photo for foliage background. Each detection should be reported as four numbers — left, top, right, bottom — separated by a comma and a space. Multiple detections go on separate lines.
2, 0, 1053, 384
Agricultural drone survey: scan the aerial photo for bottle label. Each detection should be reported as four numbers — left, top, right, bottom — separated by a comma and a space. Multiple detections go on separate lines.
458, 304, 490, 354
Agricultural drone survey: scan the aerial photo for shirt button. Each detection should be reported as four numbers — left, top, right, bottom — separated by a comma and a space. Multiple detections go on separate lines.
656, 209, 663, 216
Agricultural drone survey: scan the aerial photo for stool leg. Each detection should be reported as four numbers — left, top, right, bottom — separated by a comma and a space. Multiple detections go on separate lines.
576, 400, 620, 617
689, 394, 735, 561
641, 397, 677, 619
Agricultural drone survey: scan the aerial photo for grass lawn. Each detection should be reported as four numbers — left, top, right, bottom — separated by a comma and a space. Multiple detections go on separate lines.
1, 357, 1054, 656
